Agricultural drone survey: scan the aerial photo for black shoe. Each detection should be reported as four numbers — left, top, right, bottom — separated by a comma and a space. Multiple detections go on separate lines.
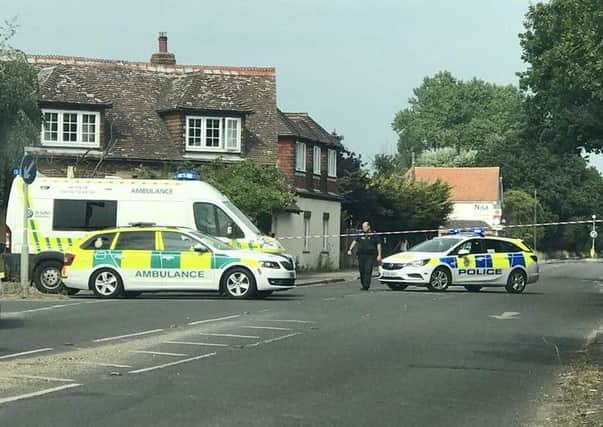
361, 286, 369, 291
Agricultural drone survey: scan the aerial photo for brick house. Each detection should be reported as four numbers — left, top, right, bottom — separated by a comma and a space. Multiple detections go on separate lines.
22, 33, 344, 269
408, 166, 503, 230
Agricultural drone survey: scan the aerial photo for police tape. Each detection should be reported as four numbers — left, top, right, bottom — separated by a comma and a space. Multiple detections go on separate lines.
274, 218, 603, 240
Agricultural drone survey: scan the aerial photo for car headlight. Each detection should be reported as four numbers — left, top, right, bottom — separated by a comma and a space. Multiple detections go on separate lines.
261, 261, 280, 269
409, 259, 430, 267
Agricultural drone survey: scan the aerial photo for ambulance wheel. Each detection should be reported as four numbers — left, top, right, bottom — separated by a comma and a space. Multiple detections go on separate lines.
505, 269, 527, 294
427, 267, 451, 291
222, 267, 257, 299
91, 269, 124, 299
387, 283, 408, 291
33, 260, 64, 294
464, 285, 482, 292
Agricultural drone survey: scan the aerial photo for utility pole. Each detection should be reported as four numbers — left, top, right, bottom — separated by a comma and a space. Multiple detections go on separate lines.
590, 214, 597, 258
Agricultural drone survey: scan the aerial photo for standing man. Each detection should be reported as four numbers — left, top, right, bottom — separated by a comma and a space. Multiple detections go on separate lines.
347, 221, 383, 290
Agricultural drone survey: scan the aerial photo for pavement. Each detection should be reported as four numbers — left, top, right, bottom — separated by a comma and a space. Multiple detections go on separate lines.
295, 269, 357, 286
0, 261, 601, 426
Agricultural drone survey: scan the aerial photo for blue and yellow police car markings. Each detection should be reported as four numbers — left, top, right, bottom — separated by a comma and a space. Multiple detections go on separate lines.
440, 256, 458, 268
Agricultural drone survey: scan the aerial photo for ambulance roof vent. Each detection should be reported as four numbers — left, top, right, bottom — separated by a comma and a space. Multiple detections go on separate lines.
128, 222, 157, 227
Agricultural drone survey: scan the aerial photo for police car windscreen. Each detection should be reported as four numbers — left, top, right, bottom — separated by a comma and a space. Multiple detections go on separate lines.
410, 237, 464, 253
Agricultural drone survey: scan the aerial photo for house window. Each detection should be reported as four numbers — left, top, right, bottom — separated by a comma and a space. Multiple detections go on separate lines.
328, 149, 337, 177
313, 146, 321, 175
303, 211, 311, 251
41, 109, 100, 147
186, 116, 241, 153
296, 142, 306, 172
322, 212, 329, 251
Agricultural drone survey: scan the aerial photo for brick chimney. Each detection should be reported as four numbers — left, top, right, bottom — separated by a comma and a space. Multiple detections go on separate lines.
150, 32, 176, 65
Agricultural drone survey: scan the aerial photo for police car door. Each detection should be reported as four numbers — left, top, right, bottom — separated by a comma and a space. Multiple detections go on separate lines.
112, 231, 157, 290
453, 239, 486, 284
159, 231, 214, 290
483, 239, 509, 284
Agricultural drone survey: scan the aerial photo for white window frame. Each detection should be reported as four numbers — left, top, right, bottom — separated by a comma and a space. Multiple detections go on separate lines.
296, 142, 307, 172
185, 116, 242, 153
322, 215, 329, 251
328, 149, 337, 177
303, 212, 311, 251
40, 109, 100, 148
313, 146, 321, 175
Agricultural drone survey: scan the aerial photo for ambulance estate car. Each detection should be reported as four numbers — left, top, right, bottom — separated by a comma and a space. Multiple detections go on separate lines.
379, 229, 539, 293
61, 225, 296, 299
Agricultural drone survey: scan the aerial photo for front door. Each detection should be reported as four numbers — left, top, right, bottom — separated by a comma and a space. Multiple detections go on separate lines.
112, 231, 157, 290
159, 231, 215, 290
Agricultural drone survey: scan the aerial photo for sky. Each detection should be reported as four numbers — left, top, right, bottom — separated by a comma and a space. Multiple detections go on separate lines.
7, 0, 599, 170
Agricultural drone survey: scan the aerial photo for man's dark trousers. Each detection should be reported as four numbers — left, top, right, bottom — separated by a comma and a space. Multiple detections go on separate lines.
358, 254, 375, 290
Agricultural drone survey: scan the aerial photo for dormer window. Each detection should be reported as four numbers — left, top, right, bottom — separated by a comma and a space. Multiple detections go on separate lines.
41, 109, 100, 148
185, 116, 241, 153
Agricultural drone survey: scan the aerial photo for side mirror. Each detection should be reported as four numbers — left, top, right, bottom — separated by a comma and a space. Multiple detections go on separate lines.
193, 243, 209, 253
458, 249, 470, 257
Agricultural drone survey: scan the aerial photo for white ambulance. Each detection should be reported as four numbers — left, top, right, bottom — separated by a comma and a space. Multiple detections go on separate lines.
3, 173, 289, 293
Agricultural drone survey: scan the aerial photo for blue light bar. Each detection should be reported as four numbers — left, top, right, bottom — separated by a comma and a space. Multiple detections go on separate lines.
447, 227, 486, 237
175, 169, 200, 181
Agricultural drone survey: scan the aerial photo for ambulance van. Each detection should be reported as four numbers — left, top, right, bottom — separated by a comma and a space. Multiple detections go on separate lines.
3, 173, 289, 293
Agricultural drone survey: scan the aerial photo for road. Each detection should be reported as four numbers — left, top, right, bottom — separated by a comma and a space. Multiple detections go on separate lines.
0, 262, 602, 426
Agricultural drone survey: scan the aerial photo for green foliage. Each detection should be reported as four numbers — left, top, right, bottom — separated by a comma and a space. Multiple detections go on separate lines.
501, 189, 545, 245
416, 147, 478, 167
372, 153, 407, 177
0, 20, 41, 207
392, 71, 524, 162
519, 0, 603, 153
197, 160, 296, 232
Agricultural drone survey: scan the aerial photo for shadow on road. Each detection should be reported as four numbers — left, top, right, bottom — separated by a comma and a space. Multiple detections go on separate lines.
0, 317, 25, 330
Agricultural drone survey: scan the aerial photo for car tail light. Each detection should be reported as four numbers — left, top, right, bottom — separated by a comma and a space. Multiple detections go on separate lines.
5, 226, 11, 254
530, 254, 538, 262
64, 253, 76, 266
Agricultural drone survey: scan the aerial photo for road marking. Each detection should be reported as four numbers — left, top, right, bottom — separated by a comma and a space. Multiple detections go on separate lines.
323, 297, 337, 301
255, 319, 316, 324
8, 375, 75, 383
165, 341, 229, 347
74, 362, 132, 368
248, 332, 302, 347
4, 301, 106, 316
188, 314, 241, 326
130, 350, 188, 357
129, 352, 216, 374
489, 312, 520, 320
238, 326, 293, 331
198, 333, 259, 339
93, 329, 164, 343
0, 383, 82, 405
0, 348, 53, 360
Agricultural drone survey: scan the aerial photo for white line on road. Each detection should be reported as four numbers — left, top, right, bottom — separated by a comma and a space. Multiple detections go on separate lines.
93, 329, 164, 343
129, 352, 216, 374
248, 332, 302, 347
4, 301, 106, 316
198, 333, 259, 339
238, 326, 293, 331
188, 314, 241, 326
165, 341, 229, 347
489, 312, 520, 320
254, 319, 316, 324
0, 348, 53, 360
0, 383, 82, 405
130, 350, 189, 357
8, 375, 75, 383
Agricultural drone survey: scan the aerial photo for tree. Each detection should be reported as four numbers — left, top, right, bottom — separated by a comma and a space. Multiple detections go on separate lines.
0, 20, 40, 206
392, 71, 524, 167
519, 0, 603, 153
338, 150, 381, 227
197, 160, 296, 234
416, 147, 477, 167
501, 189, 545, 245
372, 153, 407, 177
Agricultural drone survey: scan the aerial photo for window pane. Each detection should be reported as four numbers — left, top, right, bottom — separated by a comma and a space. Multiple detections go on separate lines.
63, 113, 78, 142
81, 114, 96, 143
53, 199, 117, 231
193, 202, 218, 235
114, 232, 156, 250
43, 112, 58, 142
162, 232, 197, 251
205, 118, 221, 148
81, 233, 116, 250
188, 118, 202, 147
226, 119, 239, 150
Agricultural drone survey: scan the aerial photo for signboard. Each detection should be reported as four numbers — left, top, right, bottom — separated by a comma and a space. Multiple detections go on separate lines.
590, 230, 598, 239
20, 153, 37, 185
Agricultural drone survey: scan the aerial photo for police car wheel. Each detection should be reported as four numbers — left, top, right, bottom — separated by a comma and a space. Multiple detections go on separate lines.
427, 267, 450, 291
91, 269, 124, 298
387, 284, 408, 291
505, 270, 527, 294
222, 267, 257, 299
33, 261, 64, 294
464, 285, 482, 292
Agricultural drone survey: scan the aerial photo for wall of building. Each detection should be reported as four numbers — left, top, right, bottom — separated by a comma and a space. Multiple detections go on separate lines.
273, 196, 341, 271
449, 201, 502, 227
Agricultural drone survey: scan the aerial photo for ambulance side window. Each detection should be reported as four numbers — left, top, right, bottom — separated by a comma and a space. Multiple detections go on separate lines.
114, 232, 156, 250
162, 232, 196, 252
193, 203, 243, 238
81, 233, 116, 250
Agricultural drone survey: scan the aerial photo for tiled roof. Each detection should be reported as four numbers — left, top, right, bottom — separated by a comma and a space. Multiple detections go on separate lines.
29, 55, 279, 163
277, 109, 343, 148
409, 167, 501, 201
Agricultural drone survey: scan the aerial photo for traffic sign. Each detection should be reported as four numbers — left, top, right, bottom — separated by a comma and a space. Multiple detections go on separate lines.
590, 230, 598, 239
20, 153, 37, 184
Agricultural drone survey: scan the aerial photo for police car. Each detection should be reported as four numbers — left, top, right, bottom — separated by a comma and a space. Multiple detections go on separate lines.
61, 225, 296, 299
379, 229, 539, 293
